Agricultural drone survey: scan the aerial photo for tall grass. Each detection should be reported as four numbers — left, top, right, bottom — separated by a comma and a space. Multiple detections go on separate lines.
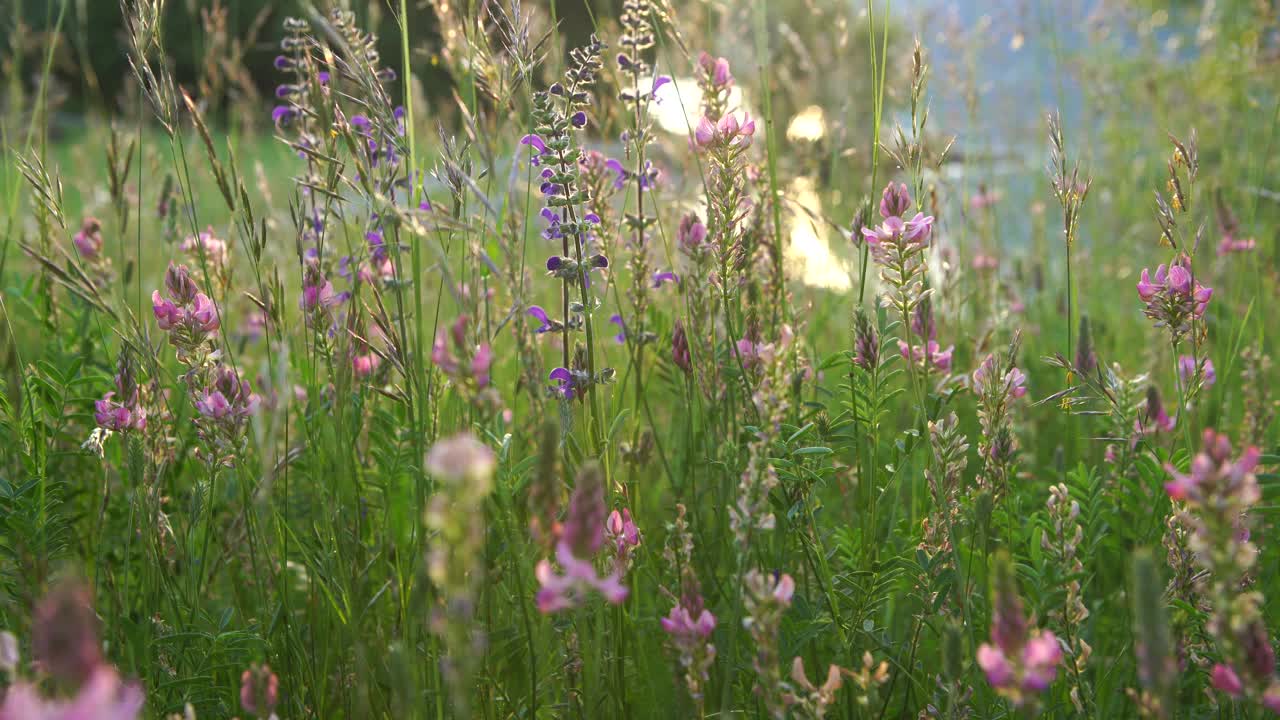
0, 1, 1278, 719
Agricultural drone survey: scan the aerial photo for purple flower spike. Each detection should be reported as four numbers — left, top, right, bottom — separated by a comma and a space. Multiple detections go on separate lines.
609, 314, 626, 344
651, 271, 679, 288
528, 305, 553, 333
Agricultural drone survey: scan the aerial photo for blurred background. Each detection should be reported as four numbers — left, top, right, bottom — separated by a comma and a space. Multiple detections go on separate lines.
3, 0, 1277, 297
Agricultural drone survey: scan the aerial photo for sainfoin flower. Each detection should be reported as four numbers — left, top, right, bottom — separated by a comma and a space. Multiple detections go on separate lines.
604, 508, 641, 565
181, 226, 230, 269
672, 321, 692, 374
899, 339, 954, 373
978, 552, 1063, 705
1163, 429, 1260, 505
94, 391, 146, 433
73, 217, 104, 260
0, 666, 145, 720
431, 315, 494, 390
1178, 355, 1216, 389
535, 463, 629, 613
694, 111, 756, 149
1136, 255, 1212, 340
240, 663, 280, 717
2, 583, 145, 719
152, 264, 220, 355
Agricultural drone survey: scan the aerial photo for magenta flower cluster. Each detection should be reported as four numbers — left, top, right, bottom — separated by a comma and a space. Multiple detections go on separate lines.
1136, 255, 1212, 340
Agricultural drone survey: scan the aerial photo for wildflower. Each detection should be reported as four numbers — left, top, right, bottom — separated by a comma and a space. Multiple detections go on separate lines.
852, 308, 880, 371
240, 664, 280, 718
973, 354, 1028, 400
94, 392, 145, 433
978, 552, 1063, 706
1136, 386, 1177, 436
784, 657, 848, 718
678, 213, 709, 254
32, 581, 103, 685
72, 217, 104, 260
609, 314, 626, 344
879, 182, 911, 218
698, 52, 734, 87
425, 433, 497, 489
152, 264, 220, 357
672, 321, 692, 374
693, 111, 756, 150
661, 601, 716, 640
1178, 355, 1215, 389
180, 227, 229, 269
899, 339, 954, 373
299, 268, 338, 314
535, 463, 629, 613
0, 666, 144, 720
1163, 429, 1260, 505
743, 570, 796, 716
431, 315, 494, 391
661, 504, 717, 710
1136, 255, 1213, 341
526, 305, 566, 335
604, 508, 641, 566
548, 367, 581, 400
651, 270, 679, 288
1212, 663, 1244, 696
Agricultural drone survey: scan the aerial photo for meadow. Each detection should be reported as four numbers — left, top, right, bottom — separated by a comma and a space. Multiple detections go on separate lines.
0, 0, 1278, 718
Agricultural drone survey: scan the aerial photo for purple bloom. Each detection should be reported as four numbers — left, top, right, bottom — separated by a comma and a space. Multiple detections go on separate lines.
570, 111, 588, 128
195, 390, 232, 420
549, 367, 576, 399
651, 271, 679, 288
604, 508, 641, 563
1178, 354, 1215, 388
94, 391, 146, 432
609, 314, 626, 344
1136, 256, 1213, 338
73, 218, 103, 260
534, 541, 628, 613
527, 305, 554, 333
520, 134, 548, 164
1163, 429, 1261, 504
672, 322, 692, 374
879, 182, 912, 219
1212, 664, 1244, 696
271, 106, 296, 126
